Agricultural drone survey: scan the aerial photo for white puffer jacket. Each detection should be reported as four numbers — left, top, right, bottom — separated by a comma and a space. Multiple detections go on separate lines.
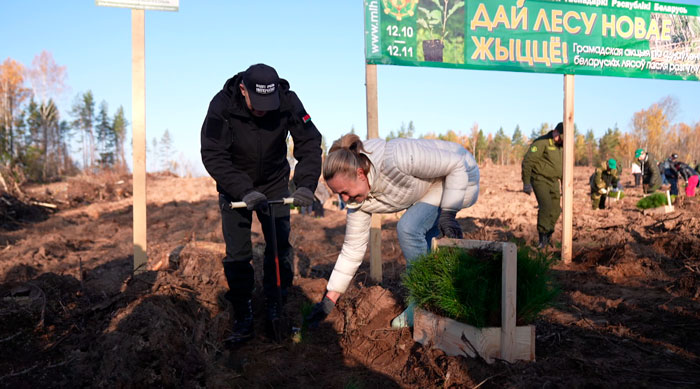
326, 138, 479, 293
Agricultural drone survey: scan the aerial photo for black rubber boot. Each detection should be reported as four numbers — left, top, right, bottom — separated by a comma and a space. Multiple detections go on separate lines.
224, 300, 253, 346
537, 232, 550, 249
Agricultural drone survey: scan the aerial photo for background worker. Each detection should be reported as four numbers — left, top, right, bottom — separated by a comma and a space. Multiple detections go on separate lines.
631, 161, 642, 188
305, 134, 480, 329
673, 161, 700, 197
521, 122, 563, 249
635, 148, 662, 194
589, 158, 621, 210
663, 154, 680, 196
200, 63, 322, 345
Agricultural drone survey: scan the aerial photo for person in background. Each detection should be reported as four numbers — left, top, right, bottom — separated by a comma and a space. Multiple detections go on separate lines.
305, 134, 480, 329
589, 158, 621, 210
660, 160, 670, 187
664, 154, 680, 196
521, 122, 563, 249
673, 161, 700, 197
200, 63, 322, 345
635, 148, 661, 194
312, 179, 331, 218
631, 161, 642, 188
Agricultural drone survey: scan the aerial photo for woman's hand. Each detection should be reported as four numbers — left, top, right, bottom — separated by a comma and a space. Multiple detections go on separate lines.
438, 209, 463, 239
305, 291, 341, 329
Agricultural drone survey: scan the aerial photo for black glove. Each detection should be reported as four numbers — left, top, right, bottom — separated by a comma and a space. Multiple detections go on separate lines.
242, 191, 268, 211
523, 183, 533, 195
305, 296, 335, 329
438, 209, 463, 239
292, 187, 315, 207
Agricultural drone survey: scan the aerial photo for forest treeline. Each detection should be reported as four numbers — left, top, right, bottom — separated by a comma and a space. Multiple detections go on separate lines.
0, 52, 128, 185
3, 52, 700, 189
1, 52, 188, 189
389, 95, 699, 170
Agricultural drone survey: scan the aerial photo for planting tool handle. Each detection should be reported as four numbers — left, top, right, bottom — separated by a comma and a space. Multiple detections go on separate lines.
229, 197, 294, 209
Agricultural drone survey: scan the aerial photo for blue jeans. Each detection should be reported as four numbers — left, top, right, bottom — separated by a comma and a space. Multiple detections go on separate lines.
396, 202, 440, 266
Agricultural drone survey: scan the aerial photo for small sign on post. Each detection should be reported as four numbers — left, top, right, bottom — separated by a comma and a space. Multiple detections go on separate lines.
96, 0, 179, 12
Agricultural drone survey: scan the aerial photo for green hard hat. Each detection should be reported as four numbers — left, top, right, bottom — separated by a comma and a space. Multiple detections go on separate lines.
634, 148, 644, 159
608, 158, 617, 170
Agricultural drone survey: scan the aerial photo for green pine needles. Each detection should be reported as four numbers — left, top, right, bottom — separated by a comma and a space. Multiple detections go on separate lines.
608, 190, 625, 200
636, 192, 675, 209
402, 246, 559, 328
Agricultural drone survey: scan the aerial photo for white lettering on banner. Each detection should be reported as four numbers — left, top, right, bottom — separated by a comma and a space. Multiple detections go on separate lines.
573, 43, 623, 56
564, 0, 608, 6
669, 63, 700, 73
572, 56, 699, 73
611, 0, 652, 11
573, 55, 646, 70
369, 0, 380, 54
653, 3, 688, 15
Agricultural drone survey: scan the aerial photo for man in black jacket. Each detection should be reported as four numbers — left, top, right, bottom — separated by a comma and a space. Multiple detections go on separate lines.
635, 148, 661, 194
201, 63, 322, 345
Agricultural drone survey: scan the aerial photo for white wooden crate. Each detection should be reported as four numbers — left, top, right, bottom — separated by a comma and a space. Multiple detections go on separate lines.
412, 238, 535, 364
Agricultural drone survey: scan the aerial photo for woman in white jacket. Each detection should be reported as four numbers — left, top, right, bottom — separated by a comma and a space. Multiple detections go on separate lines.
306, 134, 480, 328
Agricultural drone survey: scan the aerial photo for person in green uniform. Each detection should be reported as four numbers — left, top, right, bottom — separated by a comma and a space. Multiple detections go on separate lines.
635, 148, 662, 194
589, 158, 621, 210
522, 122, 563, 249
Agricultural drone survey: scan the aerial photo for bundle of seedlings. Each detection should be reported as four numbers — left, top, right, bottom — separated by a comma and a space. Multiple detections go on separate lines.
636, 192, 675, 209
402, 246, 559, 328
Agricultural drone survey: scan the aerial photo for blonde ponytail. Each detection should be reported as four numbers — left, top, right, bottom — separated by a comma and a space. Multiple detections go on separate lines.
323, 134, 371, 180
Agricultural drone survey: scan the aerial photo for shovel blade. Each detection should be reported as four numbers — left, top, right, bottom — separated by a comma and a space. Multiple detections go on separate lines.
266, 316, 291, 343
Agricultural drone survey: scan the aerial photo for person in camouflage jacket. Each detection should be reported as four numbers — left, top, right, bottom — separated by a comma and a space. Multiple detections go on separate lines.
589, 158, 621, 210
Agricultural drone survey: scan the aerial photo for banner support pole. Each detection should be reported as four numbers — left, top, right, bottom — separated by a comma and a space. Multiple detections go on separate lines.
366, 64, 382, 283
562, 74, 575, 263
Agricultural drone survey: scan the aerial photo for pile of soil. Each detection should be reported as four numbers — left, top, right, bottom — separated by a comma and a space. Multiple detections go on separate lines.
1, 166, 699, 388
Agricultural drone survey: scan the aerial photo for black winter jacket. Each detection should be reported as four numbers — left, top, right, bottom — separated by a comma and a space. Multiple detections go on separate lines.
674, 162, 699, 182
200, 73, 322, 200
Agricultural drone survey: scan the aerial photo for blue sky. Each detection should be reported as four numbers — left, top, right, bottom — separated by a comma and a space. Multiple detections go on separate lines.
2, 0, 699, 176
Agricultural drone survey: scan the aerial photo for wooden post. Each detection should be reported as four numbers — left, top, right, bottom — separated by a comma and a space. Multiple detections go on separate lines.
665, 190, 674, 212
132, 9, 147, 273
500, 242, 517, 362
562, 75, 575, 263
366, 64, 382, 283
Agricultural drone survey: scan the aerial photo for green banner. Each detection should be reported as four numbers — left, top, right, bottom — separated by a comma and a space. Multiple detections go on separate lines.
364, 0, 700, 81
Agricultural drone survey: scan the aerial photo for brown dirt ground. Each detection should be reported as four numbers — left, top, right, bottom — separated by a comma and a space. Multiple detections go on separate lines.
1, 165, 699, 388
